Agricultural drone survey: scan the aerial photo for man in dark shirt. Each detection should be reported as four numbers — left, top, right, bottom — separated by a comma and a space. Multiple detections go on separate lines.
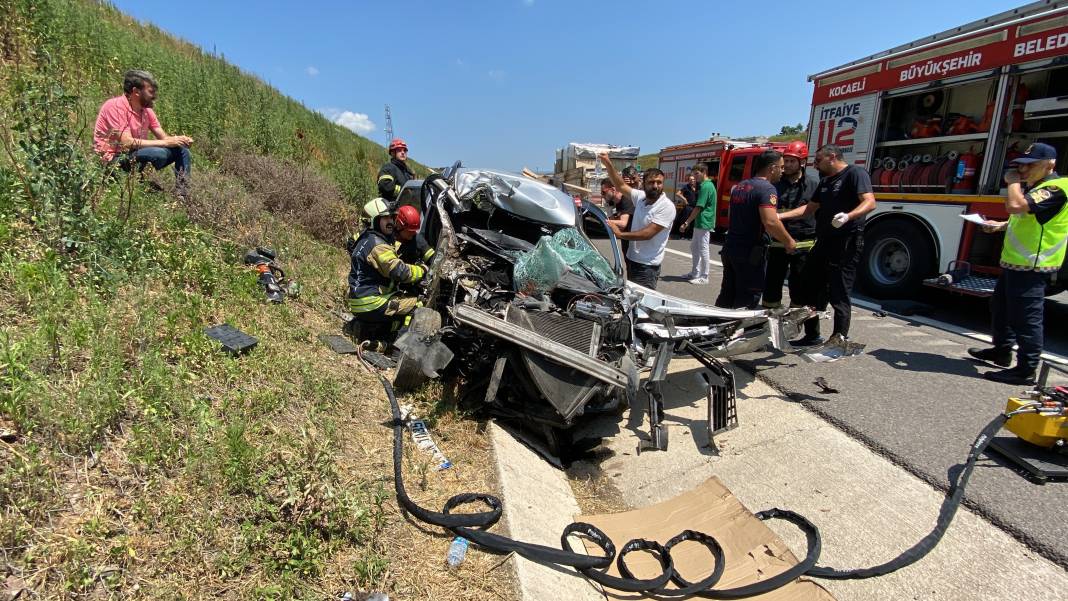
763, 141, 818, 311
602, 179, 634, 257
675, 175, 697, 238
781, 144, 876, 345
715, 150, 797, 309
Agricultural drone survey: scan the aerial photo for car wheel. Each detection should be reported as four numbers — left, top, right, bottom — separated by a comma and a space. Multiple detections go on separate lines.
859, 219, 935, 299
393, 307, 442, 393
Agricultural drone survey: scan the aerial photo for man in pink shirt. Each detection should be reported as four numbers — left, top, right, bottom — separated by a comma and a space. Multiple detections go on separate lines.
94, 70, 194, 199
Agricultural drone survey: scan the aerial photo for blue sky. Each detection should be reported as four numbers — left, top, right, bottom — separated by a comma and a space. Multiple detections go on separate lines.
113, 0, 1020, 171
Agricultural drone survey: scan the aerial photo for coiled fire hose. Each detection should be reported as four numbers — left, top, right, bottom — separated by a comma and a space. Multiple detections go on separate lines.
358, 345, 1038, 596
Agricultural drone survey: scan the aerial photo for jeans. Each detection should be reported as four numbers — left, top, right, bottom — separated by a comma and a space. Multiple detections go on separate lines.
118, 146, 191, 193
799, 232, 863, 337
715, 247, 766, 309
626, 259, 661, 290
990, 269, 1047, 372
689, 228, 711, 279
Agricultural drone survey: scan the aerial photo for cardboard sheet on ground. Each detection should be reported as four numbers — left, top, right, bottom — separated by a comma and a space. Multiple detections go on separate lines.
576, 477, 835, 600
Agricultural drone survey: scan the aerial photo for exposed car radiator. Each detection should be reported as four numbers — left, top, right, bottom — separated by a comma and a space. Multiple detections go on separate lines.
506, 305, 601, 356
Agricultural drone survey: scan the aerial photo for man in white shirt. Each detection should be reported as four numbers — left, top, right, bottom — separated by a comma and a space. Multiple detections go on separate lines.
599, 153, 676, 289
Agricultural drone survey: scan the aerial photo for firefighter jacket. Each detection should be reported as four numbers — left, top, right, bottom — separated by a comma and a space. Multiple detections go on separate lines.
377, 157, 414, 203
771, 172, 819, 249
1000, 176, 1068, 272
347, 228, 426, 313
397, 233, 436, 265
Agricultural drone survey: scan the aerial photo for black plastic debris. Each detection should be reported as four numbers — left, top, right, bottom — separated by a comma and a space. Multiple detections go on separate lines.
814, 377, 839, 394
319, 334, 359, 355
362, 350, 397, 370
204, 324, 258, 356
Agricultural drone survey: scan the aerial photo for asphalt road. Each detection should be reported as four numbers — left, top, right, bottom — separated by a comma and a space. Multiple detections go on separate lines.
593, 234, 1068, 568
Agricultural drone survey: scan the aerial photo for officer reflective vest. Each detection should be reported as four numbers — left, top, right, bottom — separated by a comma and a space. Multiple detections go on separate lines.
1000, 177, 1068, 272
348, 228, 426, 313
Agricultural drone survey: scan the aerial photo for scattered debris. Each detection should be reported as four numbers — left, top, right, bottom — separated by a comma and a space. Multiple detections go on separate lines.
872, 310, 888, 318
814, 377, 840, 394
203, 324, 258, 355
399, 405, 451, 470
319, 333, 359, 355
800, 337, 866, 363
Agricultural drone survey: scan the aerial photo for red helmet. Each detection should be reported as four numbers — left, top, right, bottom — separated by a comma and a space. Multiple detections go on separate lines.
389, 138, 408, 153
395, 204, 421, 233
783, 141, 809, 160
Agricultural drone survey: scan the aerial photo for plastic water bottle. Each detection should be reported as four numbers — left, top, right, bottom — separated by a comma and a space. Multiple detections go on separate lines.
446, 536, 469, 568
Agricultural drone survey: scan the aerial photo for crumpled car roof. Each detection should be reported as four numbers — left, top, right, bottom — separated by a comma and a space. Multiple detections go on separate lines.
453, 168, 577, 226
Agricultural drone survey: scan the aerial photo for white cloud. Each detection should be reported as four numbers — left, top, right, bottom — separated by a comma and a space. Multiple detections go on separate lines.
305, 66, 319, 77
522, 0, 535, 6
487, 69, 506, 81
455, 58, 465, 67
321, 108, 375, 134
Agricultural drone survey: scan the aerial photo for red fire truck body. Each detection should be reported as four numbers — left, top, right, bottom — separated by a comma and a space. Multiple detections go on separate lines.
806, 0, 1068, 297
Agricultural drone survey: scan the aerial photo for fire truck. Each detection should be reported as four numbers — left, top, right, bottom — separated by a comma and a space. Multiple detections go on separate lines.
658, 139, 794, 232
806, 0, 1068, 298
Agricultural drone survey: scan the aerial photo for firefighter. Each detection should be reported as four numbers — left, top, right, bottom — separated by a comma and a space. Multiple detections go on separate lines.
394, 204, 436, 266
715, 150, 796, 309
347, 198, 426, 331
377, 138, 414, 203
968, 143, 1067, 385
763, 141, 820, 336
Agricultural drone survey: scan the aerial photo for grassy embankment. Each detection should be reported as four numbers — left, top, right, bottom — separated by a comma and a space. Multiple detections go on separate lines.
0, 1, 513, 598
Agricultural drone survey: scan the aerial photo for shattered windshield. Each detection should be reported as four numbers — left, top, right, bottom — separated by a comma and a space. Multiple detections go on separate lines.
512, 227, 620, 295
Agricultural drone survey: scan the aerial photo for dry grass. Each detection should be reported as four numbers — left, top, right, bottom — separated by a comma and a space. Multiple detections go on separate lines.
1, 154, 518, 599
566, 464, 629, 517
218, 145, 361, 247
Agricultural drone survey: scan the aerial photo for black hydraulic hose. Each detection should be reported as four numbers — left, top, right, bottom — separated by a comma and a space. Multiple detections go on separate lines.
806, 412, 1010, 580
365, 347, 1023, 594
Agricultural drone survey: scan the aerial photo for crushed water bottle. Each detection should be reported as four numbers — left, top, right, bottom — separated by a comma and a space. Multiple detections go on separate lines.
446, 536, 469, 568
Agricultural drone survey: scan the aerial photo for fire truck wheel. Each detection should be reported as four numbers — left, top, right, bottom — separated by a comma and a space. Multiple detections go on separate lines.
393, 307, 443, 393
860, 219, 935, 299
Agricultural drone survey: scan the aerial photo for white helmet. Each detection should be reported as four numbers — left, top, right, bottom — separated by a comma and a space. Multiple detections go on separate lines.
363, 197, 393, 220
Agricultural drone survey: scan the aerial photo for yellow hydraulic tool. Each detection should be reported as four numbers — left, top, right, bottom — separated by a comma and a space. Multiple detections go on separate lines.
1004, 396, 1068, 449
989, 364, 1068, 483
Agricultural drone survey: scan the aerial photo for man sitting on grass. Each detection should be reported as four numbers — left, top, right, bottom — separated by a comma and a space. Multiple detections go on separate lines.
93, 69, 193, 200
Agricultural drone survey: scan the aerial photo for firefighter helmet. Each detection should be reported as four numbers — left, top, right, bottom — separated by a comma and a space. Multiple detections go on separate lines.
389, 138, 408, 153
783, 141, 809, 160
395, 204, 421, 233
363, 197, 393, 220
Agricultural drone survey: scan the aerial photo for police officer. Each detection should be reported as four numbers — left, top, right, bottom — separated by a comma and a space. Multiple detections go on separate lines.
968, 143, 1068, 385
347, 198, 426, 333
715, 150, 796, 309
377, 138, 414, 203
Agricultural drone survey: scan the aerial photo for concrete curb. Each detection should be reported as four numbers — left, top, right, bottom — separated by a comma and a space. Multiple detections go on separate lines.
487, 422, 603, 601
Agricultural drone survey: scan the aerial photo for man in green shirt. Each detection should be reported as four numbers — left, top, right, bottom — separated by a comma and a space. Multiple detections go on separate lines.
679, 164, 718, 284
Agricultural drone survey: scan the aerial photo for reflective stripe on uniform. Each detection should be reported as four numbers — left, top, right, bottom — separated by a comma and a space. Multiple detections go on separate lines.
770, 239, 816, 250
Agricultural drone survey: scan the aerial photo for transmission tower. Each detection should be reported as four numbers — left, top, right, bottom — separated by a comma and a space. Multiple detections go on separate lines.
384, 105, 394, 143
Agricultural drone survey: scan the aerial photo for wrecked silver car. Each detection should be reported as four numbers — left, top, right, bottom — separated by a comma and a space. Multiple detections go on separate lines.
391, 163, 810, 454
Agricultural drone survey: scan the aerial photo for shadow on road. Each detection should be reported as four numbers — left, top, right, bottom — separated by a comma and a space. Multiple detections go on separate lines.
869, 348, 982, 377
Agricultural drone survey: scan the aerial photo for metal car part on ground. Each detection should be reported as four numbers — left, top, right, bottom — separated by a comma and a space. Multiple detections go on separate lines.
379, 164, 818, 453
